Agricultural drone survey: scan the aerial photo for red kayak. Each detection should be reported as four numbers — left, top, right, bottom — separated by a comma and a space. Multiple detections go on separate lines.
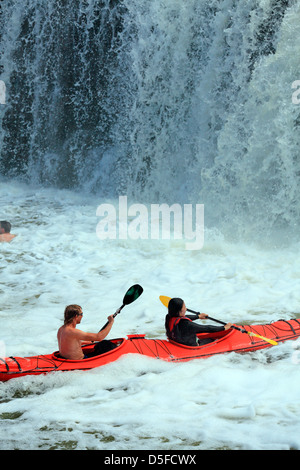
1, 318, 300, 382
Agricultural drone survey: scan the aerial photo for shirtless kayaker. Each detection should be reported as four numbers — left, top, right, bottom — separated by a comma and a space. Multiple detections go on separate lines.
57, 304, 115, 360
0, 221, 16, 242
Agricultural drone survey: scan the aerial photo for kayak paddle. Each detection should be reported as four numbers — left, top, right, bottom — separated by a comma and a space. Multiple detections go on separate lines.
100, 284, 143, 331
159, 295, 278, 346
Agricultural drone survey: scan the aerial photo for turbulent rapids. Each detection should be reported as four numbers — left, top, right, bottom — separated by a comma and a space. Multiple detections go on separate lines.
1, 0, 300, 240
1, 0, 300, 451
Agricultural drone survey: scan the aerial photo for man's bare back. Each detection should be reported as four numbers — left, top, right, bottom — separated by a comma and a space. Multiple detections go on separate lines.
57, 304, 115, 360
57, 324, 85, 360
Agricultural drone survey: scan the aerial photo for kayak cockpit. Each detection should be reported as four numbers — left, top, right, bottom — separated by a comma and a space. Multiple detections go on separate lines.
167, 328, 234, 349
196, 328, 233, 344
52, 338, 125, 362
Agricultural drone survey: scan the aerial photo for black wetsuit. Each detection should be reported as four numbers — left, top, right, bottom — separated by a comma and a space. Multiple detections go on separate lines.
170, 314, 225, 346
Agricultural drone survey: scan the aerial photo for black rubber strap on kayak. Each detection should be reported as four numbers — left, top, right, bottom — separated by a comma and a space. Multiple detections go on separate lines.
281, 320, 296, 335
9, 356, 22, 372
293, 319, 300, 329
0, 358, 9, 372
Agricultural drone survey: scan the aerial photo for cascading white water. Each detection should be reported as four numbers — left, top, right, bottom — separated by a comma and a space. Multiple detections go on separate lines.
0, 0, 126, 187
0, 0, 299, 240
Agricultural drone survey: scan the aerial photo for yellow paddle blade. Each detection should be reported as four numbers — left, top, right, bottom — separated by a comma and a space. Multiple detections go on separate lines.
247, 331, 278, 346
159, 295, 171, 308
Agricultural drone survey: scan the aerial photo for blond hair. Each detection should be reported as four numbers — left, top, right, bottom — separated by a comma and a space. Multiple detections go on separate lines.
64, 304, 82, 325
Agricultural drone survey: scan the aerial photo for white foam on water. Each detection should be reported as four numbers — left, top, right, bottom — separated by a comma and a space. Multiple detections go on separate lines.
1, 182, 300, 450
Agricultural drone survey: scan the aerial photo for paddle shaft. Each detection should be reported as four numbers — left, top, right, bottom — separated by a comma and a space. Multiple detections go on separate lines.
99, 304, 125, 332
186, 307, 246, 333
98, 284, 143, 332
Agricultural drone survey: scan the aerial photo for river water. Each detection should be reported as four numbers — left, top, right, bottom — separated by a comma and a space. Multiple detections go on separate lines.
1, 181, 300, 450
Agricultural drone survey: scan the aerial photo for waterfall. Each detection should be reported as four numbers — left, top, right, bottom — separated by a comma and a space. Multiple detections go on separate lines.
0, 0, 300, 240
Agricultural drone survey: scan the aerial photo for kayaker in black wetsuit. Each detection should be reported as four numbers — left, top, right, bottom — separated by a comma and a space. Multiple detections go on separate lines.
165, 298, 232, 346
